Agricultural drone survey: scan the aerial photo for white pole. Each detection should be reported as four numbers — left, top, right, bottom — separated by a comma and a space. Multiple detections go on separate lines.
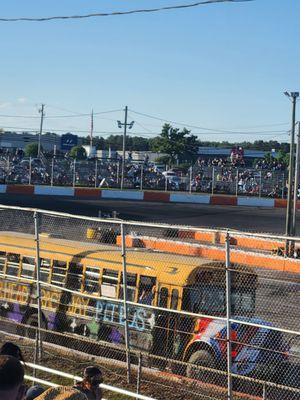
235, 169, 239, 197
73, 159, 76, 187
120, 223, 131, 384
225, 231, 233, 399
292, 122, 300, 237
29, 157, 32, 185
117, 161, 120, 186
51, 158, 54, 187
212, 167, 215, 195
259, 170, 262, 197
34, 212, 43, 361
140, 164, 143, 191
95, 159, 98, 188
189, 166, 192, 194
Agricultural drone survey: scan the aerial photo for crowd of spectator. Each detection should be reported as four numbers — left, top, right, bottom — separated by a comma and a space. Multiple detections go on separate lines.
0, 341, 103, 400
0, 148, 290, 197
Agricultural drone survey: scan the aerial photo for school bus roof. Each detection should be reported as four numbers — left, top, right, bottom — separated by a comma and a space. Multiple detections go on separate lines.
0, 231, 218, 286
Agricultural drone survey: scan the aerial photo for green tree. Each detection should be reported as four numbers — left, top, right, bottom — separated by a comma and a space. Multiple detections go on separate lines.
25, 142, 40, 157
152, 124, 198, 164
69, 146, 87, 160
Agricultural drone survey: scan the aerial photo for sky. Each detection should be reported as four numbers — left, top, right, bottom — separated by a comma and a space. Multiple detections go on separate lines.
0, 0, 299, 143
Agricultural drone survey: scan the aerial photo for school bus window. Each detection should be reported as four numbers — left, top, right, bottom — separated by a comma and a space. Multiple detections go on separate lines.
6, 253, 20, 277
183, 285, 225, 314
0, 251, 6, 273
101, 269, 119, 298
21, 256, 35, 279
158, 287, 168, 308
40, 258, 51, 283
84, 266, 100, 294
171, 289, 179, 310
139, 276, 156, 305
51, 260, 67, 287
68, 263, 83, 291
119, 273, 137, 302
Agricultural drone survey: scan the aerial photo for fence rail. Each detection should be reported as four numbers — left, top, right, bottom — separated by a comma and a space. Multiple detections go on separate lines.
0, 205, 299, 400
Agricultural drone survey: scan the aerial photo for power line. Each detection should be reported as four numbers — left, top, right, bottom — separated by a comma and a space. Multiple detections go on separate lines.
0, 1, 254, 22
0, 124, 289, 137
0, 109, 122, 119
129, 109, 289, 134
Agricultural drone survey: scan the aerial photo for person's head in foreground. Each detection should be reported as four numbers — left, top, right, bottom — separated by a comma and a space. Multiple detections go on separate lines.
25, 385, 45, 400
0, 355, 26, 400
0, 342, 25, 363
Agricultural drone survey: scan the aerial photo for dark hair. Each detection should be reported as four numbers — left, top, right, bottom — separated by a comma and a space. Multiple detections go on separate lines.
83, 366, 102, 379
0, 355, 24, 390
0, 342, 25, 363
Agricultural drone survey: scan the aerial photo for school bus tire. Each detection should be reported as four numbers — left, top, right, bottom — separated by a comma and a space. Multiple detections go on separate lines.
186, 349, 217, 382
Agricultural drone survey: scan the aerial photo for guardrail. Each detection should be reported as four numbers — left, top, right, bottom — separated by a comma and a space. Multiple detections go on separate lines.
24, 362, 156, 400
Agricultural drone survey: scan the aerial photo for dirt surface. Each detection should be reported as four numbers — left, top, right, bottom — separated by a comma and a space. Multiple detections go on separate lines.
0, 333, 262, 400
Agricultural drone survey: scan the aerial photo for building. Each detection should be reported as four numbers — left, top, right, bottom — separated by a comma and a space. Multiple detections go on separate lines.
0, 131, 82, 153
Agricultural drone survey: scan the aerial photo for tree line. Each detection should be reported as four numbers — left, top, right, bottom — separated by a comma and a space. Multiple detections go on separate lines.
23, 123, 290, 165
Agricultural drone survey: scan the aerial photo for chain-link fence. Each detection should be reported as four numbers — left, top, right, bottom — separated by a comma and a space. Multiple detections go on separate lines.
0, 206, 299, 399
0, 155, 289, 198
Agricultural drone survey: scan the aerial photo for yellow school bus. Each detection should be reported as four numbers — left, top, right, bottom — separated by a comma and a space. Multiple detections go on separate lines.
0, 230, 274, 379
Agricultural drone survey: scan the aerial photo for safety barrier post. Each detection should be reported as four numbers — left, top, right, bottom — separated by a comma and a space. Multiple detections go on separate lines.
121, 222, 132, 384
235, 169, 239, 196
117, 161, 120, 186
34, 211, 43, 361
28, 157, 32, 185
95, 159, 98, 188
189, 166, 192, 194
259, 170, 262, 197
72, 159, 76, 187
282, 172, 285, 198
262, 382, 266, 399
51, 158, 54, 186
212, 167, 215, 195
136, 352, 142, 394
165, 175, 168, 192
225, 231, 233, 400
140, 164, 143, 191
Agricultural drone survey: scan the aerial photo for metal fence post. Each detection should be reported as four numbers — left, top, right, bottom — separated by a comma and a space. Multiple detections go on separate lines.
140, 164, 143, 191
95, 159, 98, 188
136, 352, 142, 394
117, 161, 120, 186
165, 175, 168, 192
72, 159, 76, 187
282, 172, 285, 199
259, 170, 262, 198
212, 167, 215, 195
29, 157, 32, 185
225, 231, 233, 400
34, 211, 43, 361
120, 223, 132, 384
235, 169, 239, 197
189, 166, 192, 194
51, 157, 54, 186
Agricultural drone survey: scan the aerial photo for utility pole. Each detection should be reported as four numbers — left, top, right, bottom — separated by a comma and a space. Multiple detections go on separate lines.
292, 122, 300, 237
90, 109, 94, 158
285, 92, 299, 255
117, 106, 134, 190
38, 104, 45, 158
